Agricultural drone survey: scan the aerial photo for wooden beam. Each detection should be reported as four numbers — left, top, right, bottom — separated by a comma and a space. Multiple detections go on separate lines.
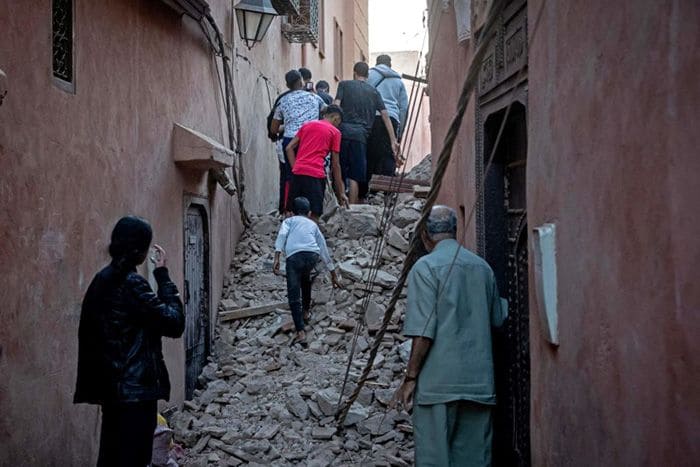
401, 73, 428, 84
369, 175, 430, 194
219, 301, 289, 322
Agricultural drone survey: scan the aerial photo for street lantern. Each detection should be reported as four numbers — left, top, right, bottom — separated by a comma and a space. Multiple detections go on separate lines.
234, 0, 279, 49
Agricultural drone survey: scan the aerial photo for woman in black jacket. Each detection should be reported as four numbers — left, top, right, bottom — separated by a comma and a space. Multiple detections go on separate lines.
74, 216, 185, 467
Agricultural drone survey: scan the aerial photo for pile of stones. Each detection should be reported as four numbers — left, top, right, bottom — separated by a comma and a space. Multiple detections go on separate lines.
406, 154, 431, 182
170, 193, 426, 466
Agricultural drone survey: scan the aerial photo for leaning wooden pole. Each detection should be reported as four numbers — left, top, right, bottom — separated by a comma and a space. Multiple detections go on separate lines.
335, 0, 508, 426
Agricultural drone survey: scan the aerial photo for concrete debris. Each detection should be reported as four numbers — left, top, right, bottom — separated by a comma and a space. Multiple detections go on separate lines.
339, 204, 382, 239
406, 154, 432, 182
173, 192, 426, 466
387, 226, 410, 253
392, 207, 421, 228
338, 261, 363, 282
372, 270, 399, 289
311, 427, 337, 440
365, 301, 385, 333
399, 340, 413, 364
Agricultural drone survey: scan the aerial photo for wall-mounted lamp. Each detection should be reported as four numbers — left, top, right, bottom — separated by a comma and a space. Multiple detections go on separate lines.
234, 0, 279, 49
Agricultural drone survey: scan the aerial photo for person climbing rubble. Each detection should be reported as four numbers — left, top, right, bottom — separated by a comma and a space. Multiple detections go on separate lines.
269, 69, 326, 214
273, 197, 341, 344
334, 61, 399, 205
284, 104, 348, 220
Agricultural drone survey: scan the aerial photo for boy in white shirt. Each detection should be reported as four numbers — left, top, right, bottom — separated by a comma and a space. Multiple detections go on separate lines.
273, 197, 340, 343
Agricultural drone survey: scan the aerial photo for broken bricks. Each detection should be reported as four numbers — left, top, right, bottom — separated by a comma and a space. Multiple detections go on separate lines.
173, 191, 426, 465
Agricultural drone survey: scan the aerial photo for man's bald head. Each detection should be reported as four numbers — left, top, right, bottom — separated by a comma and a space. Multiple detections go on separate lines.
426, 205, 458, 241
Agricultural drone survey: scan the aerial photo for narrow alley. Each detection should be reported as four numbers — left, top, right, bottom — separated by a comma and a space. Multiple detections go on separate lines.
170, 160, 430, 466
1, 0, 699, 466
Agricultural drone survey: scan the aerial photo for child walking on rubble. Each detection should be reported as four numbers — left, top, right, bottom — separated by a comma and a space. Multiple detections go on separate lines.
273, 197, 341, 344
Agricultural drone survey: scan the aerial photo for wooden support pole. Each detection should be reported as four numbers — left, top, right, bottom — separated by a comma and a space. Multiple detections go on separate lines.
218, 301, 289, 322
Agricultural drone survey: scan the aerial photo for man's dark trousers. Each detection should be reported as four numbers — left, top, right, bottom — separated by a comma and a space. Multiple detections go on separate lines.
362, 116, 399, 198
285, 251, 319, 331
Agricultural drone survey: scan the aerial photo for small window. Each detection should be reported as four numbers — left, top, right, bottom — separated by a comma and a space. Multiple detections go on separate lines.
318, 0, 325, 58
52, 0, 74, 91
333, 20, 343, 81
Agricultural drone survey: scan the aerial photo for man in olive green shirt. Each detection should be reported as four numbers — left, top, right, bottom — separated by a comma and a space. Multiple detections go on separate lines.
395, 206, 507, 466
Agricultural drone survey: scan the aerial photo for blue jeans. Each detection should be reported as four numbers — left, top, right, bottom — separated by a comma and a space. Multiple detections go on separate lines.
285, 251, 319, 332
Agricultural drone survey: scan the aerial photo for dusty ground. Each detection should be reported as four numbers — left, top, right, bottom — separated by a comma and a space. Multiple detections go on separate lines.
169, 190, 427, 466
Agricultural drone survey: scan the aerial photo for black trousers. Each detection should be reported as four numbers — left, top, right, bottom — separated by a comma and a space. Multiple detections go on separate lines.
98, 400, 157, 467
361, 116, 399, 198
285, 251, 319, 332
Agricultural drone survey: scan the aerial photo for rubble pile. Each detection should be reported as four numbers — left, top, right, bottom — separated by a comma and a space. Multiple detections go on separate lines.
406, 154, 432, 182
171, 193, 426, 466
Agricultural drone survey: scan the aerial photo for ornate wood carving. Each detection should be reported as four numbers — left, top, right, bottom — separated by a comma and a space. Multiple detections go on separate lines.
476, 0, 527, 99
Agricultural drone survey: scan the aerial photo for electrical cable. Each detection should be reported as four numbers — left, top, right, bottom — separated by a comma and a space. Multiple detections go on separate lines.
334, 0, 547, 427
203, 12, 250, 225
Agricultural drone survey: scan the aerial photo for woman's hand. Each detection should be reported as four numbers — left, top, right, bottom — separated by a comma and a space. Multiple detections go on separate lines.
153, 244, 167, 268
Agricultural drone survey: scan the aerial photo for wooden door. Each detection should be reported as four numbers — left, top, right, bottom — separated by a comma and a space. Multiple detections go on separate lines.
184, 205, 209, 400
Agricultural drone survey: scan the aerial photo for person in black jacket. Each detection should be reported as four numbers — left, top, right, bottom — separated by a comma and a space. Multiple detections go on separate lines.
74, 216, 185, 467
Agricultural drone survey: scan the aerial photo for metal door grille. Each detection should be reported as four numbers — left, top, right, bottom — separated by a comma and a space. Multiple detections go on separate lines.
502, 210, 531, 467
184, 206, 209, 399
478, 102, 531, 467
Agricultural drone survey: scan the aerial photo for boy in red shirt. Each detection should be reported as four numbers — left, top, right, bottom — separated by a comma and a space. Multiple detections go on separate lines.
285, 105, 349, 220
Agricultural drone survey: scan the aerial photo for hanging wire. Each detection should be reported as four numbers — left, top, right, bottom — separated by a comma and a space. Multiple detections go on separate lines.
335, 0, 548, 429
202, 12, 250, 224
334, 0, 443, 418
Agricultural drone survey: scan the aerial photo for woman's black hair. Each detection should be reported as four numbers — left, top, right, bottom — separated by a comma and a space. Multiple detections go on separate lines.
109, 216, 153, 271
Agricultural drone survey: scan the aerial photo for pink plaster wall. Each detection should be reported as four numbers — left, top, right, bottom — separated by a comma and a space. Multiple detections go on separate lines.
427, 2, 478, 248
0, 1, 242, 464
0, 1, 368, 463
429, 0, 700, 464
527, 0, 700, 464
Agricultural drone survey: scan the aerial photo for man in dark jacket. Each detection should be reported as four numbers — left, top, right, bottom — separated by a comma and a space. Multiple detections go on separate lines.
75, 216, 185, 467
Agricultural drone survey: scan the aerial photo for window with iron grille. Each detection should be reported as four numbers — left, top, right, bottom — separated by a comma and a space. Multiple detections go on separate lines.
271, 0, 300, 16
52, 0, 74, 87
333, 20, 343, 81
